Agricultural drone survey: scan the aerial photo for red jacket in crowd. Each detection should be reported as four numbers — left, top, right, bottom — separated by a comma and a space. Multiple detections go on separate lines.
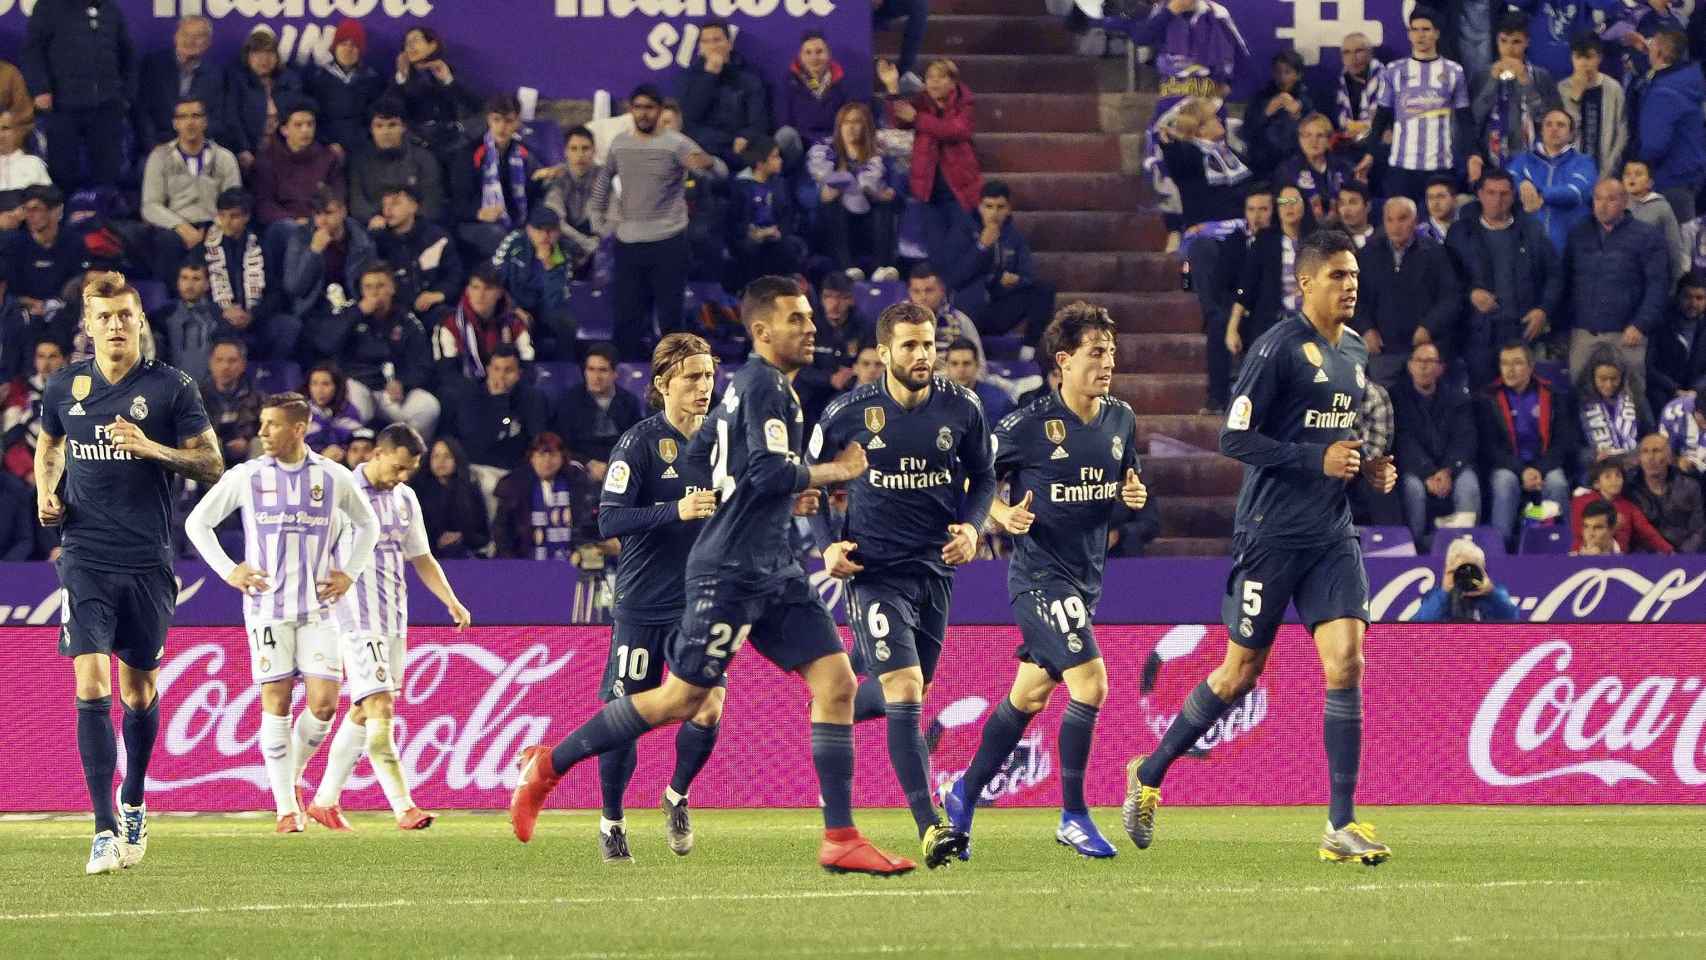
890, 82, 982, 211
1570, 491, 1674, 554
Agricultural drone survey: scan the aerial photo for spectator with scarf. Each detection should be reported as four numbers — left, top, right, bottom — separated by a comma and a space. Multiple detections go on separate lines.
1242, 49, 1317, 178
1577, 342, 1651, 478
1274, 113, 1356, 222
1227, 183, 1315, 357
301, 362, 363, 461
1659, 379, 1706, 473
775, 32, 849, 159
452, 94, 544, 261
494, 431, 596, 561
303, 19, 385, 156
1471, 14, 1560, 167
808, 101, 897, 279
432, 264, 536, 390
1558, 33, 1626, 177
1506, 107, 1596, 253
1318, 31, 1383, 147
414, 436, 491, 559
200, 188, 279, 356
1157, 96, 1249, 230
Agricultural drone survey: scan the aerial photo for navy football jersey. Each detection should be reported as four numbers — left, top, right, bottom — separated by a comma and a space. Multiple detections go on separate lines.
684, 355, 812, 587
994, 390, 1139, 606
810, 376, 996, 577
38, 358, 213, 571
600, 413, 712, 624
1220, 311, 1369, 548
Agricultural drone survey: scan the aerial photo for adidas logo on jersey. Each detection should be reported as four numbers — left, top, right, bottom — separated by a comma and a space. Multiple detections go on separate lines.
867, 435, 886, 450
661, 466, 678, 479
67, 402, 85, 416
1313, 369, 1330, 383
1050, 446, 1069, 460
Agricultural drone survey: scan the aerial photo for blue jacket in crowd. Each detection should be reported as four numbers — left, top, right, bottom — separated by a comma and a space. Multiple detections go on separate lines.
939, 218, 1038, 316
1562, 213, 1669, 335
1505, 145, 1596, 253
1413, 584, 1521, 622
1637, 61, 1706, 193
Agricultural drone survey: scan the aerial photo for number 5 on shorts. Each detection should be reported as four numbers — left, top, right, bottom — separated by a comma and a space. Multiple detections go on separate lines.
706, 623, 751, 659
1241, 581, 1264, 616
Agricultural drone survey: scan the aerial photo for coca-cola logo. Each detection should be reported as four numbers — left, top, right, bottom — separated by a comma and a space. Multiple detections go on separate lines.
928, 696, 1052, 803
1369, 566, 1706, 622
1469, 641, 1706, 787
149, 640, 576, 792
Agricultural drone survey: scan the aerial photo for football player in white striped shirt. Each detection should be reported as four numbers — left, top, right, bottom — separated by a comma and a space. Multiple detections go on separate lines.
307, 424, 472, 831
1368, 7, 1476, 206
185, 393, 380, 832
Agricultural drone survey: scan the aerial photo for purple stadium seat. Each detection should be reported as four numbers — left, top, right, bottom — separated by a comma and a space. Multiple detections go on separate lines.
1431, 526, 1508, 557
683, 281, 732, 328
134, 280, 169, 315
616, 362, 651, 401
250, 361, 301, 394
1359, 525, 1417, 557
1534, 360, 1568, 390
569, 283, 614, 341
522, 119, 565, 168
1519, 525, 1572, 554
856, 281, 905, 314
986, 359, 1042, 381
982, 334, 1021, 361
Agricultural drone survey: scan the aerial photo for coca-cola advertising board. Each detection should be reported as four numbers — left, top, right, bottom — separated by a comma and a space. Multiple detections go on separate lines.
5, 624, 1703, 810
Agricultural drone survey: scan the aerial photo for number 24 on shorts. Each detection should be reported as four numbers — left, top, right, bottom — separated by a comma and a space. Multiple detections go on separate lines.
707, 623, 751, 659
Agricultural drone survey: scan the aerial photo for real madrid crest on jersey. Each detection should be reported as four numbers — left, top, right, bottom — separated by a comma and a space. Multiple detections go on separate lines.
1302, 342, 1324, 367
129, 395, 149, 420
1355, 364, 1366, 388
936, 425, 953, 452
864, 405, 886, 450
1112, 434, 1124, 460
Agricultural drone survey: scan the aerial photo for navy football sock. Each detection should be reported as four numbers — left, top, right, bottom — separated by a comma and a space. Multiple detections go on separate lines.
852, 677, 887, 723
598, 743, 637, 822
962, 699, 1035, 804
1324, 688, 1362, 830
77, 697, 118, 834
550, 698, 653, 776
1138, 681, 1232, 788
119, 695, 160, 807
1058, 699, 1100, 815
810, 722, 856, 830
884, 702, 936, 836
669, 720, 720, 797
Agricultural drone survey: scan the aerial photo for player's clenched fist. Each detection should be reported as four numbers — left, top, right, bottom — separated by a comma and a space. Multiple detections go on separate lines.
108, 416, 159, 458
1121, 468, 1147, 510
1362, 454, 1397, 494
793, 488, 822, 516
226, 562, 270, 594
941, 522, 978, 566
997, 490, 1036, 535
1323, 439, 1363, 481
676, 489, 718, 521
37, 492, 64, 526
829, 440, 867, 483
824, 540, 864, 578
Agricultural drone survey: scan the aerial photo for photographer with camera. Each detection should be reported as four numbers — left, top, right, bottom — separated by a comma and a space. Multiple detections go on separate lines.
1413, 537, 1520, 622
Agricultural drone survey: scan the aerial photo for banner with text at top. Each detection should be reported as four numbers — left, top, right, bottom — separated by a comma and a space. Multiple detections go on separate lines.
0, 0, 869, 106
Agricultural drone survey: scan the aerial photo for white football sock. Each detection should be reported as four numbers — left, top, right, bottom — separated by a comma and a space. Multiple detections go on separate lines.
600, 816, 625, 835
664, 786, 687, 805
312, 715, 366, 808
259, 712, 297, 816
366, 718, 414, 816
291, 711, 334, 787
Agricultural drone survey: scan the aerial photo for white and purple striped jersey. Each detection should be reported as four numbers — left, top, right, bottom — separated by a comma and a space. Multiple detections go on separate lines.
1378, 56, 1468, 172
332, 464, 431, 639
186, 452, 380, 629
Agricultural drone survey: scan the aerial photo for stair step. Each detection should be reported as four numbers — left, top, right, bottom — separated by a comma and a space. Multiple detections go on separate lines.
1118, 333, 1205, 373
1009, 210, 1160, 252
978, 94, 1107, 133
1141, 454, 1244, 496
1001, 172, 1152, 211
1035, 251, 1179, 293
1112, 373, 1205, 414
932, 0, 1053, 14
950, 55, 1109, 94
1133, 414, 1223, 450
1145, 537, 1233, 557
975, 132, 1126, 173
874, 15, 1078, 57
1098, 292, 1201, 333
1157, 495, 1236, 538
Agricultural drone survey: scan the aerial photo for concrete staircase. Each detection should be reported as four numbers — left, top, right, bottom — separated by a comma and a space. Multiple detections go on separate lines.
878, 0, 1238, 555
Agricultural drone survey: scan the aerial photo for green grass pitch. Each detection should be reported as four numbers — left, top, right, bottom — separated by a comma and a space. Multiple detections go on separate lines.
3, 806, 1703, 959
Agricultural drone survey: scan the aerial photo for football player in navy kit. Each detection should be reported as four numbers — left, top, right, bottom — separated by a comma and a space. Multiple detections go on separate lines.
813, 302, 996, 868
589, 333, 721, 862
1121, 229, 1399, 865
939, 303, 1148, 860
35, 273, 223, 874
512, 277, 916, 875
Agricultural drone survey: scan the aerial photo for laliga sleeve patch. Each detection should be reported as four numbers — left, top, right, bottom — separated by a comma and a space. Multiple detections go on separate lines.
764, 418, 790, 454
1227, 395, 1253, 431
604, 459, 631, 494
808, 424, 825, 459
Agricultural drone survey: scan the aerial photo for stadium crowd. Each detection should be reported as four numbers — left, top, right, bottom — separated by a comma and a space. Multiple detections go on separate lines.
7, 0, 1706, 565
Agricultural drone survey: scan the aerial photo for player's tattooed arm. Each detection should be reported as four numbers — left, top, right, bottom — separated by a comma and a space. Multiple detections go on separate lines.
34, 434, 67, 525
152, 427, 226, 485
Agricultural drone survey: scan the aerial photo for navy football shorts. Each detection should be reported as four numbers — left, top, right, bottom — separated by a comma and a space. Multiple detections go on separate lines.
1221, 535, 1370, 650
671, 575, 844, 687
56, 560, 175, 671
601, 619, 724, 701
1011, 586, 1103, 681
845, 571, 952, 682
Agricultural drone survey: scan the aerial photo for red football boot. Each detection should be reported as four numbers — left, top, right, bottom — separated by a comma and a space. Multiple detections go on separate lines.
819, 828, 917, 876
305, 803, 354, 832
509, 745, 561, 843
396, 807, 436, 831
275, 812, 304, 834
